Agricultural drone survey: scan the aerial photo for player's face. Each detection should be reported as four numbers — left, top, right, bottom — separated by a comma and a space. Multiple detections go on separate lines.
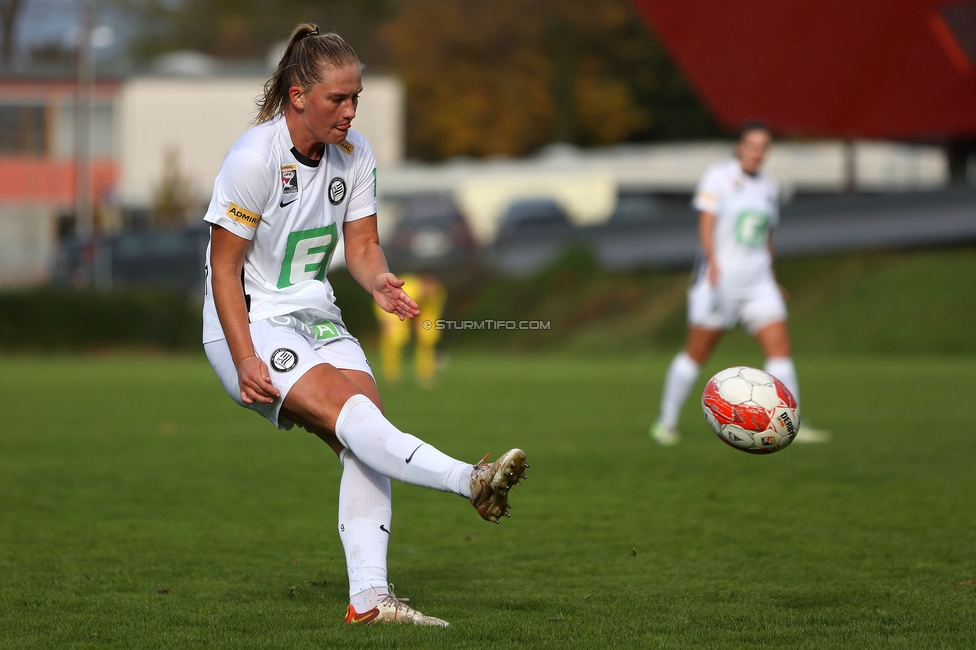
736, 130, 770, 175
298, 63, 362, 145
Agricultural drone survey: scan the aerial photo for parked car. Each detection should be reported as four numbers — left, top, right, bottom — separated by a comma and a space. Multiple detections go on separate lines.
384, 196, 477, 271
494, 198, 573, 246
608, 193, 664, 223
51, 224, 210, 296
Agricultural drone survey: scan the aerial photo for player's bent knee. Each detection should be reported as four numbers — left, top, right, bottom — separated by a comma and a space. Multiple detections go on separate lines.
284, 364, 364, 431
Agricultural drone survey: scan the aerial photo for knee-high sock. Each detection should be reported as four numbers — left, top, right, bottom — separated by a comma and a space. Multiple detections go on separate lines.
337, 449, 391, 603
658, 352, 701, 429
765, 356, 799, 408
334, 394, 473, 498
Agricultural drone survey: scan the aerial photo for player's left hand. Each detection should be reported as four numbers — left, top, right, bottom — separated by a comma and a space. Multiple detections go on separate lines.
373, 272, 420, 321
778, 283, 790, 302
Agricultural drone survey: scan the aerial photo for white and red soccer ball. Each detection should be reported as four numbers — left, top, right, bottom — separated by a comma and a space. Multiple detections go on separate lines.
701, 366, 800, 454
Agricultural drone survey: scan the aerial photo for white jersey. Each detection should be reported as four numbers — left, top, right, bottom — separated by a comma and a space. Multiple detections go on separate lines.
692, 158, 779, 296
202, 118, 377, 343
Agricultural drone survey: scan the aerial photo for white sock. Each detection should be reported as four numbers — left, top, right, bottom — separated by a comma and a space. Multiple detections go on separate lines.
337, 449, 392, 609
334, 394, 473, 498
658, 352, 701, 429
765, 356, 799, 407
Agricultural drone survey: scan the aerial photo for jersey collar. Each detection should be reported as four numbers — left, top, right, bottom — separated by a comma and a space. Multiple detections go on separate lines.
277, 117, 326, 168
291, 144, 325, 168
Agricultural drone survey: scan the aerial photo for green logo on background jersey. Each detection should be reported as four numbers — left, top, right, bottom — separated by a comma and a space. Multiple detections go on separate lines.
734, 210, 771, 247
277, 224, 339, 288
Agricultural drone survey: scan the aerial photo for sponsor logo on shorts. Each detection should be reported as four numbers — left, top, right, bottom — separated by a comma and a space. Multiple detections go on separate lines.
226, 203, 261, 228
337, 140, 355, 155
328, 177, 346, 205
270, 348, 298, 373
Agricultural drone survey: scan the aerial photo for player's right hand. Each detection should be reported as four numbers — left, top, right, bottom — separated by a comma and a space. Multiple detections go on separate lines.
236, 355, 280, 405
708, 261, 721, 286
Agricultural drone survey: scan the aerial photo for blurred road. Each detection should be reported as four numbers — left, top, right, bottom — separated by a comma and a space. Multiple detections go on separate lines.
491, 188, 976, 274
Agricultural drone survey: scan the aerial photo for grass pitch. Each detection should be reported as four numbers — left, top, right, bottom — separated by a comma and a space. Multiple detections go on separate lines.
1, 351, 975, 648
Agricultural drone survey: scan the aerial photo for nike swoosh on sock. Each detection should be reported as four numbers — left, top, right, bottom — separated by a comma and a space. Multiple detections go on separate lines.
404, 444, 425, 464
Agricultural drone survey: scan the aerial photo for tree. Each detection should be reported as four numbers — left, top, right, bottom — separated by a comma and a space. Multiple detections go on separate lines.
382, 0, 721, 159
116, 0, 722, 159
152, 147, 196, 229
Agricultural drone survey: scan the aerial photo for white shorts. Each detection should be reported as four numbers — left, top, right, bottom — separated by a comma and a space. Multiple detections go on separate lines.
204, 319, 373, 430
687, 276, 787, 334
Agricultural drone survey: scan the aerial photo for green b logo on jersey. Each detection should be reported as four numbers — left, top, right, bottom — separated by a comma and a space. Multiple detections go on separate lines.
277, 224, 339, 288
734, 210, 771, 247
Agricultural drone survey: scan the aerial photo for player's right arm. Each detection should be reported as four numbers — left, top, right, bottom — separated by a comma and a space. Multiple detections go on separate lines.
698, 210, 719, 285
692, 164, 724, 286
210, 226, 280, 405
204, 148, 278, 405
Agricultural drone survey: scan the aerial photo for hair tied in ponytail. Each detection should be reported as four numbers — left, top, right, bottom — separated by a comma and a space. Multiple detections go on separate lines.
255, 25, 359, 124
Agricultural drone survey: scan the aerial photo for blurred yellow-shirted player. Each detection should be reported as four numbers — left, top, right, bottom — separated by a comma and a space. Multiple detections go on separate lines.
374, 273, 446, 385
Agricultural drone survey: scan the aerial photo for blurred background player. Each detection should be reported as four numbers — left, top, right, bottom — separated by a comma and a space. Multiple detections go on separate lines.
373, 273, 446, 386
202, 25, 528, 627
650, 121, 829, 446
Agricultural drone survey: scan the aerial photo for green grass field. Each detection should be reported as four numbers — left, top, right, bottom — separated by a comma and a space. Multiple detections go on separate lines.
2, 351, 975, 648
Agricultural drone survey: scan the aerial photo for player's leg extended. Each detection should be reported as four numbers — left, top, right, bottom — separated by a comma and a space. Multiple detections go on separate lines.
282, 365, 528, 521
283, 364, 472, 494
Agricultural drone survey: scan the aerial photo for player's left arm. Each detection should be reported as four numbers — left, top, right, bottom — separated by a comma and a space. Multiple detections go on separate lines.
766, 177, 788, 300
768, 212, 789, 301
343, 215, 420, 321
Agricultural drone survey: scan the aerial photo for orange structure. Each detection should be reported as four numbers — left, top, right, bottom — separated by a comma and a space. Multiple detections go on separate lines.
0, 77, 120, 208
631, 0, 976, 139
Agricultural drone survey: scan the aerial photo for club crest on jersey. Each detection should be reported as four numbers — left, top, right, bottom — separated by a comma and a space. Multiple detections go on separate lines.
281, 163, 298, 195
270, 348, 298, 373
337, 140, 354, 155
329, 177, 346, 205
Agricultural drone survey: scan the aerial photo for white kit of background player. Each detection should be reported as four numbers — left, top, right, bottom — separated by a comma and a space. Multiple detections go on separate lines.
651, 122, 829, 446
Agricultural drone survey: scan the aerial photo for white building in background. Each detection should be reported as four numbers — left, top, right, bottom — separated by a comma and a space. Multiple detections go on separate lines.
118, 70, 404, 209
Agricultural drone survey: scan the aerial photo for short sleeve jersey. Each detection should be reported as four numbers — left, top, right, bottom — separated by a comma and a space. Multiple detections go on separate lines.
202, 118, 377, 343
692, 158, 779, 293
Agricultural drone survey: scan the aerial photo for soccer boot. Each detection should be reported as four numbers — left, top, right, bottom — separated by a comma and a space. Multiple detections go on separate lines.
651, 422, 680, 446
469, 449, 528, 524
344, 590, 449, 627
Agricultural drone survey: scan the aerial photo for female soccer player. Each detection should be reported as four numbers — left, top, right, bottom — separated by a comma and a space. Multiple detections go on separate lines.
650, 122, 828, 446
202, 24, 528, 626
